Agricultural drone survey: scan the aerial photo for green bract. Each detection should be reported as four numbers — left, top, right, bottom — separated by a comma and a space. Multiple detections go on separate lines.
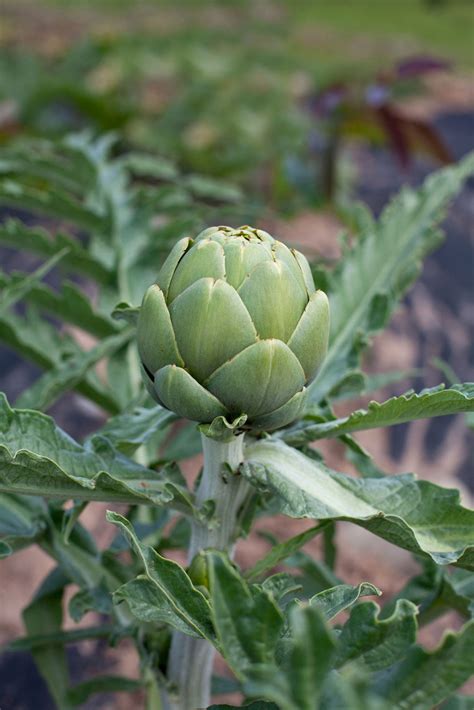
137, 225, 329, 431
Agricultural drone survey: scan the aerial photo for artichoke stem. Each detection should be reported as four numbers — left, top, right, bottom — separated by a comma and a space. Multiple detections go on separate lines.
165, 432, 250, 710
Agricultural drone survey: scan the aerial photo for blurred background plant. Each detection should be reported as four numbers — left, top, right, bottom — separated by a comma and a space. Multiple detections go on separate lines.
1, 0, 472, 209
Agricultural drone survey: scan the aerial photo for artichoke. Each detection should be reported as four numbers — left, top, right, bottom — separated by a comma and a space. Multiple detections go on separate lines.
137, 225, 329, 432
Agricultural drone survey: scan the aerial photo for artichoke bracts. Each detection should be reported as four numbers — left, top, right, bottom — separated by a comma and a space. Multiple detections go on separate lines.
137, 226, 329, 432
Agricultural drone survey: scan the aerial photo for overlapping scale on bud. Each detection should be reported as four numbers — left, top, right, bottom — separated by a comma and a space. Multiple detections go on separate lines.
137, 225, 329, 431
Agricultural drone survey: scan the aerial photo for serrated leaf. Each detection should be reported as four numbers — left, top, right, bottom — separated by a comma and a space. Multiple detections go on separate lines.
243, 440, 474, 569
7, 623, 114, 652
309, 154, 474, 403
374, 620, 474, 709
109, 511, 214, 640
66, 676, 143, 706
0, 394, 193, 510
245, 522, 329, 582
310, 582, 381, 621
0, 220, 111, 282
0, 308, 120, 413
209, 703, 277, 710
0, 492, 47, 556
16, 328, 133, 411
6, 278, 120, 338
22, 570, 72, 710
335, 600, 418, 671
68, 584, 113, 622
285, 384, 474, 444
258, 573, 302, 606
285, 550, 342, 599
440, 696, 474, 710
95, 405, 175, 455
0, 177, 103, 231
206, 550, 284, 678
244, 605, 336, 710
0, 249, 68, 314
182, 174, 243, 202
111, 301, 140, 325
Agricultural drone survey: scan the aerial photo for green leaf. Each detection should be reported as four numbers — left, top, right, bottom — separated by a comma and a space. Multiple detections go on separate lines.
68, 584, 113, 622
335, 600, 418, 671
440, 696, 474, 710
245, 522, 329, 582
0, 249, 68, 314
285, 384, 474, 444
0, 176, 103, 231
0, 308, 120, 413
0, 220, 111, 282
108, 511, 214, 640
310, 582, 381, 621
243, 440, 474, 569
111, 301, 140, 325
284, 550, 341, 599
95, 405, 176, 455
206, 550, 284, 678
0, 493, 47, 556
374, 620, 474, 709
0, 394, 193, 510
66, 676, 143, 706
4, 278, 120, 338
258, 573, 303, 606
244, 605, 336, 710
309, 154, 474, 403
22, 570, 72, 710
182, 174, 243, 202
16, 329, 133, 411
441, 568, 474, 619
8, 624, 115, 651
122, 152, 180, 181
209, 704, 277, 710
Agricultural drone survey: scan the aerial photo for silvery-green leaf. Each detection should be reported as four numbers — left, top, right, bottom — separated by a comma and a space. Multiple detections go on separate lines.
245, 522, 329, 582
94, 404, 175, 455
309, 153, 474, 403
285, 384, 474, 444
374, 620, 474, 709
16, 329, 133, 411
335, 600, 418, 671
310, 582, 381, 621
0, 219, 111, 282
109, 512, 214, 640
0, 493, 47, 557
244, 605, 336, 710
206, 550, 283, 679
0, 394, 193, 510
243, 440, 474, 569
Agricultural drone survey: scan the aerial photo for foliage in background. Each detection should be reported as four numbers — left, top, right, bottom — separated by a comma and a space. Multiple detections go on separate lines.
0, 0, 464, 209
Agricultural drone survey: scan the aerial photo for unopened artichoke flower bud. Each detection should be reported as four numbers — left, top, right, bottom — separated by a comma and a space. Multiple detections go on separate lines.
137, 225, 329, 432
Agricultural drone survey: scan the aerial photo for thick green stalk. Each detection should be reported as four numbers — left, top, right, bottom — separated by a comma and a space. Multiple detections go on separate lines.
165, 432, 250, 710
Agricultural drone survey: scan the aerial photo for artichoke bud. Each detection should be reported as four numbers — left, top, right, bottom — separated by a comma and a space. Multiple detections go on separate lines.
137, 225, 329, 432
187, 552, 209, 591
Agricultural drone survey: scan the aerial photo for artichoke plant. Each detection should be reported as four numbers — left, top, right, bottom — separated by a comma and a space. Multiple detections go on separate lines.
137, 225, 329, 431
